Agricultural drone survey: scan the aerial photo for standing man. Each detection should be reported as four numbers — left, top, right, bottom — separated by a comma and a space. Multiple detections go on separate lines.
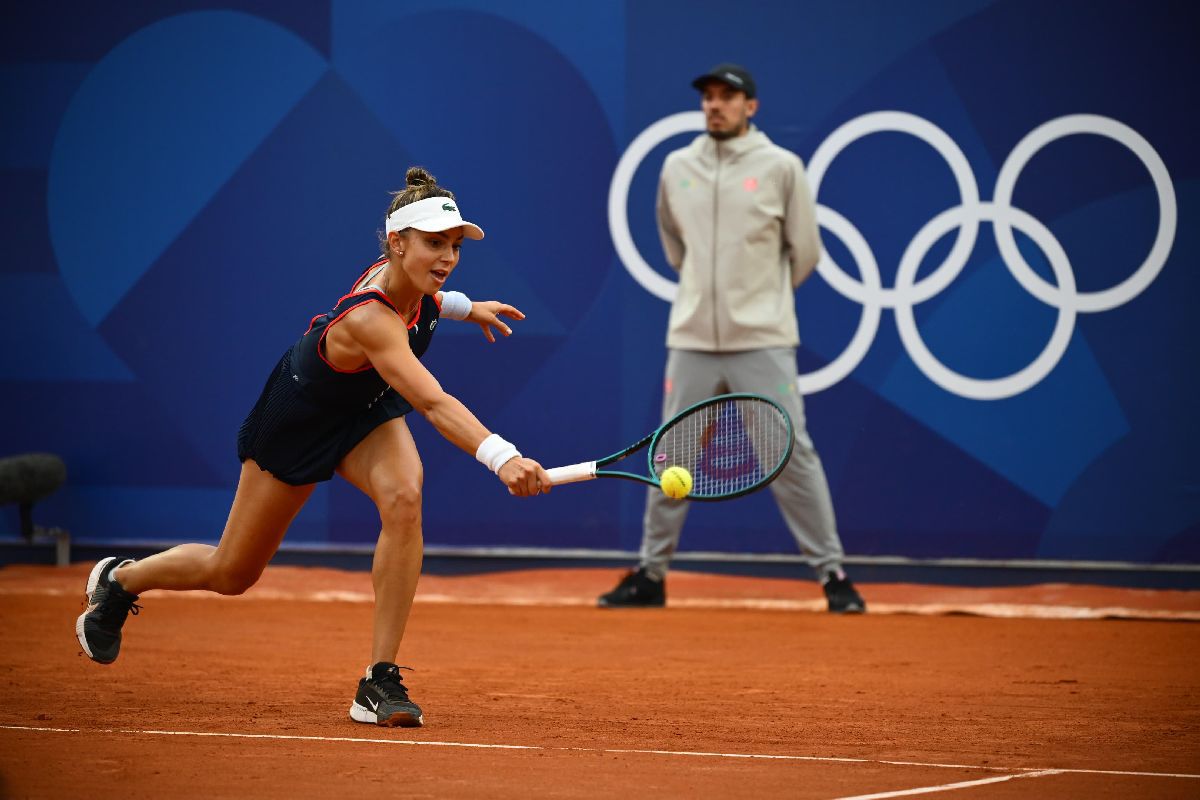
599, 63, 865, 613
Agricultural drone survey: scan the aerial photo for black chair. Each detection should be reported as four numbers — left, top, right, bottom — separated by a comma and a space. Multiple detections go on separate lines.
0, 453, 71, 566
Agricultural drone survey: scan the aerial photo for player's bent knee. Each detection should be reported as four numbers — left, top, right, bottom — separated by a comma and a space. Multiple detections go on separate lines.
209, 572, 259, 596
205, 561, 263, 596
374, 480, 422, 529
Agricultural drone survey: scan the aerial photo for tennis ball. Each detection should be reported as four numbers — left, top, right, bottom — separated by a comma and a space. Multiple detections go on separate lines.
660, 466, 693, 499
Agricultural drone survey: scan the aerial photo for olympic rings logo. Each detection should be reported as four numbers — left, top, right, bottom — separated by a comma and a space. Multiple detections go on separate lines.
608, 111, 1176, 400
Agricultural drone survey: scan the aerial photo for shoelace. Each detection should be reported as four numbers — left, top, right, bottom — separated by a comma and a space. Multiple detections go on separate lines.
373, 665, 415, 702
96, 591, 141, 625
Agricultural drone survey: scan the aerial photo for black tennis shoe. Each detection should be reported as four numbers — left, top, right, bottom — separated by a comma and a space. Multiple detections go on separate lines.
350, 662, 424, 727
823, 570, 866, 614
597, 567, 665, 607
76, 556, 141, 664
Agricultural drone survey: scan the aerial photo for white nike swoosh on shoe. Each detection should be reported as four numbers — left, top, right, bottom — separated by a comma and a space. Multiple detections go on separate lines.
366, 697, 379, 711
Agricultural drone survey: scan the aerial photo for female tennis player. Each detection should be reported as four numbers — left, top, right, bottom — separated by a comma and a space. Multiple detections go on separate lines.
75, 167, 551, 728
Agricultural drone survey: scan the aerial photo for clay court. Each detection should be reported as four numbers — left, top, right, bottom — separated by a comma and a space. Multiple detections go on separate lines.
2, 563, 1198, 798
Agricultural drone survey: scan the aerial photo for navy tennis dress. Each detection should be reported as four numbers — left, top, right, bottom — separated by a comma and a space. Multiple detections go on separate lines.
237, 260, 442, 485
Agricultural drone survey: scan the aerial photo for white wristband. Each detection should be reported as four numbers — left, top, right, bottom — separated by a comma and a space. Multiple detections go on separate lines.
475, 433, 521, 474
440, 291, 472, 321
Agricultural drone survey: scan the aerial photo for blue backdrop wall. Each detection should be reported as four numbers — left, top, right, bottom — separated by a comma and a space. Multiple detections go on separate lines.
4, 0, 1198, 564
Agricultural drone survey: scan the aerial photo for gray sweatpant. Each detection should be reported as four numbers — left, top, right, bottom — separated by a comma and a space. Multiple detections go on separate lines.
639, 348, 845, 580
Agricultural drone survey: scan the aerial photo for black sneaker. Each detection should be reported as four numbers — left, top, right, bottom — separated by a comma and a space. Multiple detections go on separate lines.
75, 556, 141, 664
823, 570, 866, 614
350, 663, 424, 727
597, 567, 665, 608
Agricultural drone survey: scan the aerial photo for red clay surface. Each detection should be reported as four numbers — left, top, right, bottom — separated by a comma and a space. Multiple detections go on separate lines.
2, 563, 1199, 799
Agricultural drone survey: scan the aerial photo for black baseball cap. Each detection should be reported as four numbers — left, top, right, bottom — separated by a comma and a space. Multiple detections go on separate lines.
691, 63, 756, 99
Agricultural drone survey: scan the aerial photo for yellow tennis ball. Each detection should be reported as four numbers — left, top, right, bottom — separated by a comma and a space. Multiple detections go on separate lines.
660, 466, 693, 499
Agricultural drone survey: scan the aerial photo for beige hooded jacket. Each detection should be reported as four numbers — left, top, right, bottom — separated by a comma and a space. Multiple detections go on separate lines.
656, 126, 821, 351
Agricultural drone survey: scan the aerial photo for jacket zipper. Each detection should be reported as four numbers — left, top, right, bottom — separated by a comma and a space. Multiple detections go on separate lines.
711, 145, 721, 350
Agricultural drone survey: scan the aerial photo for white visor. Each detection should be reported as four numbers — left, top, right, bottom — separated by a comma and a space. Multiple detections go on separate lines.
385, 195, 485, 240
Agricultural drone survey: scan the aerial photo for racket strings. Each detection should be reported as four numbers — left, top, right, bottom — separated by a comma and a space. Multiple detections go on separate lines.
653, 398, 791, 498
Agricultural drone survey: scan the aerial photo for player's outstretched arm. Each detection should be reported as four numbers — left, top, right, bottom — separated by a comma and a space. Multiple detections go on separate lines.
344, 302, 550, 495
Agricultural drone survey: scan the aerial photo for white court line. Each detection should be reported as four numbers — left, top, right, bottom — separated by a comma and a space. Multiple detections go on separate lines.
831, 770, 1063, 799
0, 725, 536, 750
3, 585, 1196, 620
3, 725, 1199, 780
596, 748, 992, 771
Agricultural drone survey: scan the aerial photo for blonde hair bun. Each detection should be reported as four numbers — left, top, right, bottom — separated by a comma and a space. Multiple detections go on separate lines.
405, 166, 436, 188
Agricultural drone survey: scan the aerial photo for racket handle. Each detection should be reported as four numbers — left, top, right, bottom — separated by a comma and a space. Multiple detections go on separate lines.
545, 462, 597, 485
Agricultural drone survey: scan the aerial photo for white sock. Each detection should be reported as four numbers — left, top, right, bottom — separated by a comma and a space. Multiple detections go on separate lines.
107, 559, 133, 585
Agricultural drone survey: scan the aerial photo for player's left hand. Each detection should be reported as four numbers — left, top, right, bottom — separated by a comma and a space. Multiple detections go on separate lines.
468, 301, 525, 343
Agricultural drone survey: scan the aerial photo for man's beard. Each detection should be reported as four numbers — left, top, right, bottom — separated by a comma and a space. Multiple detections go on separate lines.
706, 118, 745, 140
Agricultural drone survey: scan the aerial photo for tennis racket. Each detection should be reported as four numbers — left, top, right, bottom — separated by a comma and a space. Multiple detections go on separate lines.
545, 393, 794, 501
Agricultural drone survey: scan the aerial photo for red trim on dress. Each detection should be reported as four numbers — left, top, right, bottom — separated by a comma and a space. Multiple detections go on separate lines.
332, 287, 399, 312
317, 294, 403, 374
406, 296, 422, 331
